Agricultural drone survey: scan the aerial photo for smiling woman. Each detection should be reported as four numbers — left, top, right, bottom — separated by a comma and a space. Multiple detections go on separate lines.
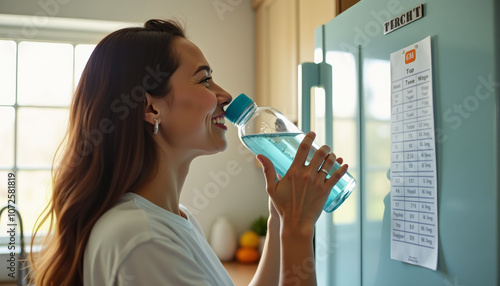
146, 36, 231, 157
0, 6, 264, 285
28, 17, 349, 286
29, 20, 194, 286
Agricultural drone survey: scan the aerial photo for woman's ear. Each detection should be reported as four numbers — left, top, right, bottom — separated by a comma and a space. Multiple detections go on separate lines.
144, 92, 160, 126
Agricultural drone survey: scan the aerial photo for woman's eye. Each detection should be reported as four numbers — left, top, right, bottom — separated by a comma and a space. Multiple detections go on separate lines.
200, 77, 212, 86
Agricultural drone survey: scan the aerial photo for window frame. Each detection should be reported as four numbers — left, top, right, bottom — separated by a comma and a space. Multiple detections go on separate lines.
0, 14, 140, 248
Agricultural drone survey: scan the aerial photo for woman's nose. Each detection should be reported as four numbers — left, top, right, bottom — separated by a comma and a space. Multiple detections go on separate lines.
215, 84, 232, 106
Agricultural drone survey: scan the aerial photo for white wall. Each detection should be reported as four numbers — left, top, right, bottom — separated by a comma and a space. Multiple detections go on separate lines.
0, 0, 269, 237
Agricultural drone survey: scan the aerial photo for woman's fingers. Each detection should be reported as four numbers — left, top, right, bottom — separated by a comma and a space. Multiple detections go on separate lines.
325, 163, 349, 190
290, 131, 316, 169
256, 154, 278, 195
316, 152, 337, 181
308, 144, 331, 172
259, 130, 350, 226
336, 157, 343, 165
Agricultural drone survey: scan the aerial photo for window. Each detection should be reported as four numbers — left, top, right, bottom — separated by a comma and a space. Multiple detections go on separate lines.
0, 15, 139, 246
0, 39, 95, 240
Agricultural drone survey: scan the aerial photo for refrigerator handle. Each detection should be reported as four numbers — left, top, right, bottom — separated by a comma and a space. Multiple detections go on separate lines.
298, 62, 318, 133
299, 61, 335, 284
298, 62, 333, 146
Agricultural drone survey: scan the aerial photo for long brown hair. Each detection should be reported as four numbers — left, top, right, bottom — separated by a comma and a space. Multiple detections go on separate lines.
30, 19, 185, 286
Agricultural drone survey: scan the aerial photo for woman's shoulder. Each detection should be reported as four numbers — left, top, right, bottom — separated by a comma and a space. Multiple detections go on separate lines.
83, 194, 153, 282
87, 195, 152, 251
87, 193, 196, 251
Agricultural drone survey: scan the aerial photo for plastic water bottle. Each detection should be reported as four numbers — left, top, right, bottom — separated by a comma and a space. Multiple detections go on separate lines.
225, 93, 355, 212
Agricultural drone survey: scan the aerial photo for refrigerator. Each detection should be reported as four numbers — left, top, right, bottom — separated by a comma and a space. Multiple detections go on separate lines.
298, 0, 499, 285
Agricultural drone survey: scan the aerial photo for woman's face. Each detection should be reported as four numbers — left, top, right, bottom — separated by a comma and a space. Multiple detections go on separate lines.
158, 37, 232, 157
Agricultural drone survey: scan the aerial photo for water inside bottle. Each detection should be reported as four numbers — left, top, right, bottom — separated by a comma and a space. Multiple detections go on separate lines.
241, 132, 355, 212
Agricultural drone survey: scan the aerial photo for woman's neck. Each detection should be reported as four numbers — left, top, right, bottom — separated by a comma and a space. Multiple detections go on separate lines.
133, 149, 192, 218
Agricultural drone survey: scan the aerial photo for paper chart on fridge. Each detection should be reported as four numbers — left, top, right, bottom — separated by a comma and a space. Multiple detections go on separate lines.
389, 36, 438, 270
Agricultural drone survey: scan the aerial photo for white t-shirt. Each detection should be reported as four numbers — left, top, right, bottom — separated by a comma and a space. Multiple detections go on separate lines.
83, 192, 235, 286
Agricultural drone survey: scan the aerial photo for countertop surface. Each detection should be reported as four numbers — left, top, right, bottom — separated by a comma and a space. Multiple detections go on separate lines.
223, 260, 258, 286
0, 261, 257, 286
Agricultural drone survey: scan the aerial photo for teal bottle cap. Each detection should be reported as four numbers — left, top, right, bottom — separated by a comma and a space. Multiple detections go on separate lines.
225, 93, 254, 123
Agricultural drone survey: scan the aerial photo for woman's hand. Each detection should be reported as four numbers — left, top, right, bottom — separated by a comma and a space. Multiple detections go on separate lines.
256, 131, 349, 285
256, 131, 348, 231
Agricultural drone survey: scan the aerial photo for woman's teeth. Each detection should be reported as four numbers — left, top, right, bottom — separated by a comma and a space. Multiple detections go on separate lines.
212, 117, 225, 124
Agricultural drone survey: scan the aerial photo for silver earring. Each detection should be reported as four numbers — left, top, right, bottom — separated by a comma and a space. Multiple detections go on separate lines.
153, 119, 159, 135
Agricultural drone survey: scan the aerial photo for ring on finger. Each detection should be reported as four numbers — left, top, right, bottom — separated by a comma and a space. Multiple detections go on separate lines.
319, 168, 329, 175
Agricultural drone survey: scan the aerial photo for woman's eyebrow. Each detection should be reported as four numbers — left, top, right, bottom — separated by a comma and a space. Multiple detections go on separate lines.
192, 65, 212, 76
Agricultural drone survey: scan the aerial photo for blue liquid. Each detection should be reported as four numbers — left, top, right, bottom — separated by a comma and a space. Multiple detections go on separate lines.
242, 133, 355, 212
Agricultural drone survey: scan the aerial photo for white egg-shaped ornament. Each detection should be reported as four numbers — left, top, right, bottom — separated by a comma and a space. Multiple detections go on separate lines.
210, 217, 237, 261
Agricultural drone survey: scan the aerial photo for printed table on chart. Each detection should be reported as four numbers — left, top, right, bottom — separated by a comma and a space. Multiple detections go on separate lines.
391, 68, 436, 249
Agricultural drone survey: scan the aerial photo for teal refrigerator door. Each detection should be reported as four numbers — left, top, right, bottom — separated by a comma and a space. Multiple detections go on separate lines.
300, 25, 362, 286
305, 0, 500, 285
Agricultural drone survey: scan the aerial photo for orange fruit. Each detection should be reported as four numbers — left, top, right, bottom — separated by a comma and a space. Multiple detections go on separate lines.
239, 230, 260, 248
236, 247, 260, 264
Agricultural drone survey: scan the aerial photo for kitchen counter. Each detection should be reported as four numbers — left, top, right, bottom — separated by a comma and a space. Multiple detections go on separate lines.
0, 262, 258, 286
223, 260, 258, 286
